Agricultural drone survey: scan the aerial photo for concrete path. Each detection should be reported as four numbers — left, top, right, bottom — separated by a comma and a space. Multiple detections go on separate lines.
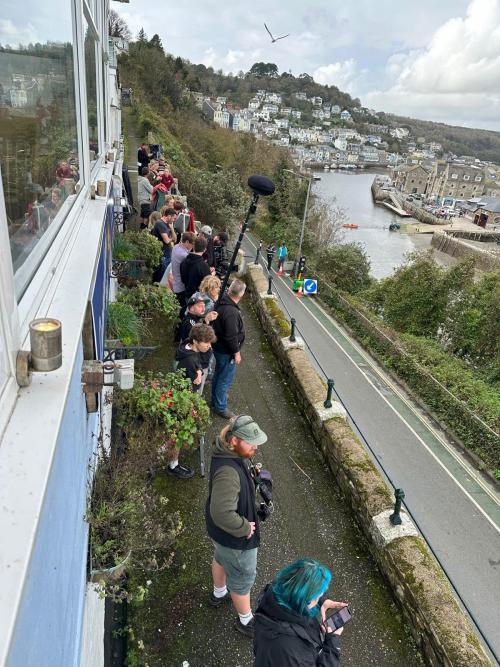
243, 234, 500, 662
137, 302, 422, 666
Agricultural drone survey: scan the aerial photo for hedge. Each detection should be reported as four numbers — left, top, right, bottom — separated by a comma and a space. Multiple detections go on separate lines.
319, 285, 500, 477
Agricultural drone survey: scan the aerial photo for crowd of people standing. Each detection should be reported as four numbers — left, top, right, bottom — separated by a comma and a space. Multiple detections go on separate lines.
136, 144, 348, 665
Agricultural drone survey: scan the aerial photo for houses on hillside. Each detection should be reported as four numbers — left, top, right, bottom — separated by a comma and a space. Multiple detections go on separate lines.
190, 90, 499, 177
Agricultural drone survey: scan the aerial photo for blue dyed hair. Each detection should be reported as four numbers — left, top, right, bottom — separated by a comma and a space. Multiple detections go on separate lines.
272, 558, 331, 617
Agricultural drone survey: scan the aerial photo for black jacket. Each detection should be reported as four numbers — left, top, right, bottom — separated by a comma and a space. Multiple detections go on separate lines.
203, 236, 215, 268
180, 253, 211, 299
178, 313, 203, 344
175, 342, 202, 392
212, 293, 245, 356
254, 586, 341, 667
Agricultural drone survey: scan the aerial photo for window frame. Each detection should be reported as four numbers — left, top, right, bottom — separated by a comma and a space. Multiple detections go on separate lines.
0, 0, 111, 430
82, 1, 102, 178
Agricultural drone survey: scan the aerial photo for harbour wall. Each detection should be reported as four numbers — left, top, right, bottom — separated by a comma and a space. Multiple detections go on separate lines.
431, 231, 500, 272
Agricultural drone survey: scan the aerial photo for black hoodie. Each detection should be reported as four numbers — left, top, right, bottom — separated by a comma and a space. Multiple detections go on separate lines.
180, 253, 211, 299
175, 341, 202, 392
254, 585, 341, 667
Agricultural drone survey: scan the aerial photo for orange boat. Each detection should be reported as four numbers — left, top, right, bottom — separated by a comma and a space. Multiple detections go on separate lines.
342, 223, 359, 229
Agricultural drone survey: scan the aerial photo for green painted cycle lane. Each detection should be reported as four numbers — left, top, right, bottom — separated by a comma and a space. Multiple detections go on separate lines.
281, 276, 500, 528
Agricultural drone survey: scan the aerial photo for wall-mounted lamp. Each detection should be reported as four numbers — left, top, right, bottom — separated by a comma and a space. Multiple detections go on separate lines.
16, 318, 62, 387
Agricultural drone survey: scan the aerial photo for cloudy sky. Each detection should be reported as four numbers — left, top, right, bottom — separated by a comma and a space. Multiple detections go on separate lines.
123, 0, 494, 131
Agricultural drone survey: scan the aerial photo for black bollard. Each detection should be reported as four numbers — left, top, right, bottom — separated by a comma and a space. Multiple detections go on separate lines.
390, 488, 405, 526
254, 240, 263, 265
324, 379, 334, 408
289, 318, 296, 343
267, 274, 273, 295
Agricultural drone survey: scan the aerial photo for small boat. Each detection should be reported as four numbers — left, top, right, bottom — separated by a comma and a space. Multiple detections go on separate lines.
314, 175, 322, 181
342, 223, 359, 229
389, 223, 400, 232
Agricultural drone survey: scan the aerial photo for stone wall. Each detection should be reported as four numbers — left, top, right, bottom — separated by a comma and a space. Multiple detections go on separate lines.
245, 263, 493, 667
432, 230, 500, 272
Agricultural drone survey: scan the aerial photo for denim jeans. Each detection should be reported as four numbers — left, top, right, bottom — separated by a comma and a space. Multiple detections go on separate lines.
211, 351, 237, 411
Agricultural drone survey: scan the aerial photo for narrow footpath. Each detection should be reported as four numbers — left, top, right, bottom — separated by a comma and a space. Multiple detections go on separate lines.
129, 302, 422, 666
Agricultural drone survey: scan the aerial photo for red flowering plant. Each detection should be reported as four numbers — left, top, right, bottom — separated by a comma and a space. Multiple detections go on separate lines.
115, 371, 211, 467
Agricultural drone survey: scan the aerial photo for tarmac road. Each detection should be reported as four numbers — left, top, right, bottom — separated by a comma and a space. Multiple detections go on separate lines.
242, 234, 500, 663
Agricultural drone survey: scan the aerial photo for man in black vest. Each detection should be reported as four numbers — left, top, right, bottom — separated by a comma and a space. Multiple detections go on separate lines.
205, 416, 268, 638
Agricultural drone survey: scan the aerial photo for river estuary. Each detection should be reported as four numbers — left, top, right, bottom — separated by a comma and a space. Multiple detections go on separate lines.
313, 170, 432, 278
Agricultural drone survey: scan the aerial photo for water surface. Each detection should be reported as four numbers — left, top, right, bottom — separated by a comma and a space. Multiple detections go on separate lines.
313, 170, 431, 278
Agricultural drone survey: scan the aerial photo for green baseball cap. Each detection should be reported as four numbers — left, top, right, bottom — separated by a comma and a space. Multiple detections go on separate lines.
230, 415, 268, 446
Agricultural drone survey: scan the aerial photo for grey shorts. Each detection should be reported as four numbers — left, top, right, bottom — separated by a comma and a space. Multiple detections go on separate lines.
212, 541, 258, 595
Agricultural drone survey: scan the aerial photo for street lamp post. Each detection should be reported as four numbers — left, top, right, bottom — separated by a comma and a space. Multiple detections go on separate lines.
284, 168, 313, 278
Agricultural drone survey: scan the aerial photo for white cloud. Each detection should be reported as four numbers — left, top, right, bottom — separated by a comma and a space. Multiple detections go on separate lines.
0, 19, 40, 46
313, 59, 358, 92
363, 0, 500, 128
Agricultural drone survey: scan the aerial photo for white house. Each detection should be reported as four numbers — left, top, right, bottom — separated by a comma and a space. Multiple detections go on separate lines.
312, 96, 323, 106
331, 105, 341, 115
295, 91, 307, 100
216, 96, 227, 104
265, 92, 281, 104
312, 109, 324, 120
340, 109, 352, 121
248, 98, 261, 111
280, 107, 292, 116
274, 118, 289, 130
290, 109, 302, 120
262, 103, 279, 115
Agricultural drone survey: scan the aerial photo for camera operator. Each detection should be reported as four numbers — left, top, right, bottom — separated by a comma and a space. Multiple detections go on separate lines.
213, 232, 231, 278
205, 416, 269, 638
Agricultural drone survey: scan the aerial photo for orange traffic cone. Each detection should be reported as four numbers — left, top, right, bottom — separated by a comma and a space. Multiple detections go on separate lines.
297, 283, 303, 298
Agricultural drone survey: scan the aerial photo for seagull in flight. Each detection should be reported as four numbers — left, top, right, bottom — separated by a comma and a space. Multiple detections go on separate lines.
264, 23, 290, 43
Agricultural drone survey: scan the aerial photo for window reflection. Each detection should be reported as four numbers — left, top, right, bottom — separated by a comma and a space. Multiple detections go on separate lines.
84, 19, 99, 166
0, 4, 80, 298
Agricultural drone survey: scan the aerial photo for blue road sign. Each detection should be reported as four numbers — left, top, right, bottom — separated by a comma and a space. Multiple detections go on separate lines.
303, 279, 318, 294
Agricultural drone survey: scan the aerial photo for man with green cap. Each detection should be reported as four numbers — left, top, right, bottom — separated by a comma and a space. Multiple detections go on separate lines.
205, 415, 268, 637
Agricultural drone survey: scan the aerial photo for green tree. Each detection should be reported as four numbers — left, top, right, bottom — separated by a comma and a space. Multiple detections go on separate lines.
374, 253, 448, 336
248, 62, 279, 77
148, 34, 164, 52
443, 269, 500, 382
316, 244, 371, 293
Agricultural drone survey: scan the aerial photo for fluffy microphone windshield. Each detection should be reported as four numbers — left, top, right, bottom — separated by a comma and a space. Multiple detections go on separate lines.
247, 175, 276, 196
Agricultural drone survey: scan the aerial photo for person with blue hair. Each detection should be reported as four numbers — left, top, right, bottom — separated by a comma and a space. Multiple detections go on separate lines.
253, 558, 348, 666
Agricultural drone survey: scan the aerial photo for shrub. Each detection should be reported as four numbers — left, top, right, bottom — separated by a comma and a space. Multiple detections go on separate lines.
120, 231, 163, 270
86, 447, 183, 601
107, 302, 144, 345
320, 286, 500, 475
113, 234, 136, 261
117, 283, 178, 322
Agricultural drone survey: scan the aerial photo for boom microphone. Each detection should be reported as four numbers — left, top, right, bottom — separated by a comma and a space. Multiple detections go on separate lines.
248, 175, 275, 197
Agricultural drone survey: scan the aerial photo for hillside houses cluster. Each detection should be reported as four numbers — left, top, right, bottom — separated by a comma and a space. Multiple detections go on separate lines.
189, 89, 500, 183
191, 89, 393, 167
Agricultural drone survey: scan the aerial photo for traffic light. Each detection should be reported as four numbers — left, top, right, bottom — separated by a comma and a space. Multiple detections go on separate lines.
298, 255, 306, 276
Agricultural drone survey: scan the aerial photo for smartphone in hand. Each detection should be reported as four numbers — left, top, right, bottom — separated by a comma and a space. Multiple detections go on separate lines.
324, 607, 352, 632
